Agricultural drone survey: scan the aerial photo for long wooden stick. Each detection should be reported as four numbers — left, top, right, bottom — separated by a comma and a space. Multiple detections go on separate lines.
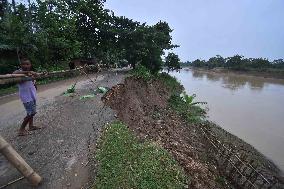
0, 136, 42, 186
0, 65, 98, 85
0, 74, 27, 79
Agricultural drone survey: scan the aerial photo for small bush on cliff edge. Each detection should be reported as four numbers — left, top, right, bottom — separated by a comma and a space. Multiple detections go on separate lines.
131, 65, 183, 92
130, 65, 153, 81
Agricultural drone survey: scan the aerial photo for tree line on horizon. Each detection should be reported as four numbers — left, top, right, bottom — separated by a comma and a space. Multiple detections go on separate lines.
182, 55, 284, 71
0, 0, 180, 74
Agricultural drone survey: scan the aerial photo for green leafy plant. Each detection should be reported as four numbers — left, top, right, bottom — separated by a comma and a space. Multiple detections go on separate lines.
130, 65, 153, 81
180, 92, 207, 106
169, 92, 207, 123
63, 83, 76, 96
67, 83, 76, 93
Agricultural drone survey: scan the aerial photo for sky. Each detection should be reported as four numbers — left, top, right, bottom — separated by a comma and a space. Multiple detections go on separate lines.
104, 0, 284, 61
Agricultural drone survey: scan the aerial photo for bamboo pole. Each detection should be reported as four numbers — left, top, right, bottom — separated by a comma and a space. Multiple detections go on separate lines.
0, 136, 42, 186
0, 65, 98, 85
0, 74, 27, 79
0, 77, 32, 85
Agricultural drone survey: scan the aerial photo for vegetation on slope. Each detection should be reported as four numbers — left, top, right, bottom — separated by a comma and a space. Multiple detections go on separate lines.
95, 122, 187, 189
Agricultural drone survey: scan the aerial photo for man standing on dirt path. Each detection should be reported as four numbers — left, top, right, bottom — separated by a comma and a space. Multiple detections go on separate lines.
13, 57, 41, 136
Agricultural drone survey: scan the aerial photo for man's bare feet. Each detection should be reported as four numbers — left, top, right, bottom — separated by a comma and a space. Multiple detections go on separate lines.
18, 129, 29, 136
28, 126, 42, 131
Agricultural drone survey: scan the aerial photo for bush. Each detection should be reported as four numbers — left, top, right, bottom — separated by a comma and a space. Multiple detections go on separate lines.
169, 92, 207, 123
130, 65, 153, 81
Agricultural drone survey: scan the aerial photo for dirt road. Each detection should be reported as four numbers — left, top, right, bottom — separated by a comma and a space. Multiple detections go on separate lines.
0, 70, 126, 189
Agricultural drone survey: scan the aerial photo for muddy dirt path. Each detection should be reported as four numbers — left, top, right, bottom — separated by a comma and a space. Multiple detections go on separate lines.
0, 71, 126, 189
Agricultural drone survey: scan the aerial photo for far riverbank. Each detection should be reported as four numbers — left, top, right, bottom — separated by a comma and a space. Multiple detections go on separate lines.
183, 66, 284, 80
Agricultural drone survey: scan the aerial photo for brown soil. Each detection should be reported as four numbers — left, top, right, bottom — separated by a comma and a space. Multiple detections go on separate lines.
103, 77, 227, 189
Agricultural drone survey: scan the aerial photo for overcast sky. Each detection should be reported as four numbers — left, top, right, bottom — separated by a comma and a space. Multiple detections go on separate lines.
104, 0, 284, 61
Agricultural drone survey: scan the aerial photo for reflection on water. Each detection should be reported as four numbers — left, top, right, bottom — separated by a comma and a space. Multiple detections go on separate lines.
170, 69, 284, 172
189, 69, 267, 91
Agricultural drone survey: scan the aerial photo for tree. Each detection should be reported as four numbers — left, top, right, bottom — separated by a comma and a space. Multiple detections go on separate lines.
272, 59, 284, 69
226, 55, 244, 70
165, 52, 180, 72
207, 55, 225, 69
0, 0, 179, 74
114, 19, 177, 73
191, 59, 206, 67
249, 58, 270, 69
33, 0, 83, 67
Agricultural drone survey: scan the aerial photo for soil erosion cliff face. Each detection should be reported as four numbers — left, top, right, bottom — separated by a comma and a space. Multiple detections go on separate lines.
103, 77, 225, 189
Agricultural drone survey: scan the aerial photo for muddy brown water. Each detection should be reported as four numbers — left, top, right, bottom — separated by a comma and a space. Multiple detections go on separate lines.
170, 68, 284, 173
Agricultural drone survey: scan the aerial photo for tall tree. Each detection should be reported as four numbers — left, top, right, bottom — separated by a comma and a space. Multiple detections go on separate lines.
165, 52, 181, 72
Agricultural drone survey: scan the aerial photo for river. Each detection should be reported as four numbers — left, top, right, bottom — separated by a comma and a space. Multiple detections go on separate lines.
170, 68, 284, 172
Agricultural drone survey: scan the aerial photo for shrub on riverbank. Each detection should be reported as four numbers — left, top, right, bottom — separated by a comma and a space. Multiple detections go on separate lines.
169, 93, 207, 123
130, 65, 153, 81
131, 65, 183, 92
131, 66, 206, 124
95, 122, 187, 189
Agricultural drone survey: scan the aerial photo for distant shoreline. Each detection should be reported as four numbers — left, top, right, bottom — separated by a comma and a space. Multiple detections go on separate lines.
182, 66, 284, 80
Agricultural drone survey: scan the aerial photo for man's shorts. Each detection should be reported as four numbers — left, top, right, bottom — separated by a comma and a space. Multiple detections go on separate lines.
23, 100, 37, 116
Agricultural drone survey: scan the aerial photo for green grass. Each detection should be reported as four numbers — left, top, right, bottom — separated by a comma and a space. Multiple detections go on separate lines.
0, 85, 17, 96
36, 75, 71, 85
130, 66, 183, 93
95, 122, 188, 189
157, 72, 183, 94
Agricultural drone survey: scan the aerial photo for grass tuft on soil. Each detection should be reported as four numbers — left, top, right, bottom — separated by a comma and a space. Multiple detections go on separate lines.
157, 72, 183, 93
0, 85, 17, 96
95, 122, 188, 189
130, 65, 184, 94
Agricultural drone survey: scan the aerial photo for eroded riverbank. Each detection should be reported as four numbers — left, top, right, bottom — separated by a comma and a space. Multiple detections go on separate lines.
103, 74, 284, 188
1, 69, 283, 188
170, 69, 284, 174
